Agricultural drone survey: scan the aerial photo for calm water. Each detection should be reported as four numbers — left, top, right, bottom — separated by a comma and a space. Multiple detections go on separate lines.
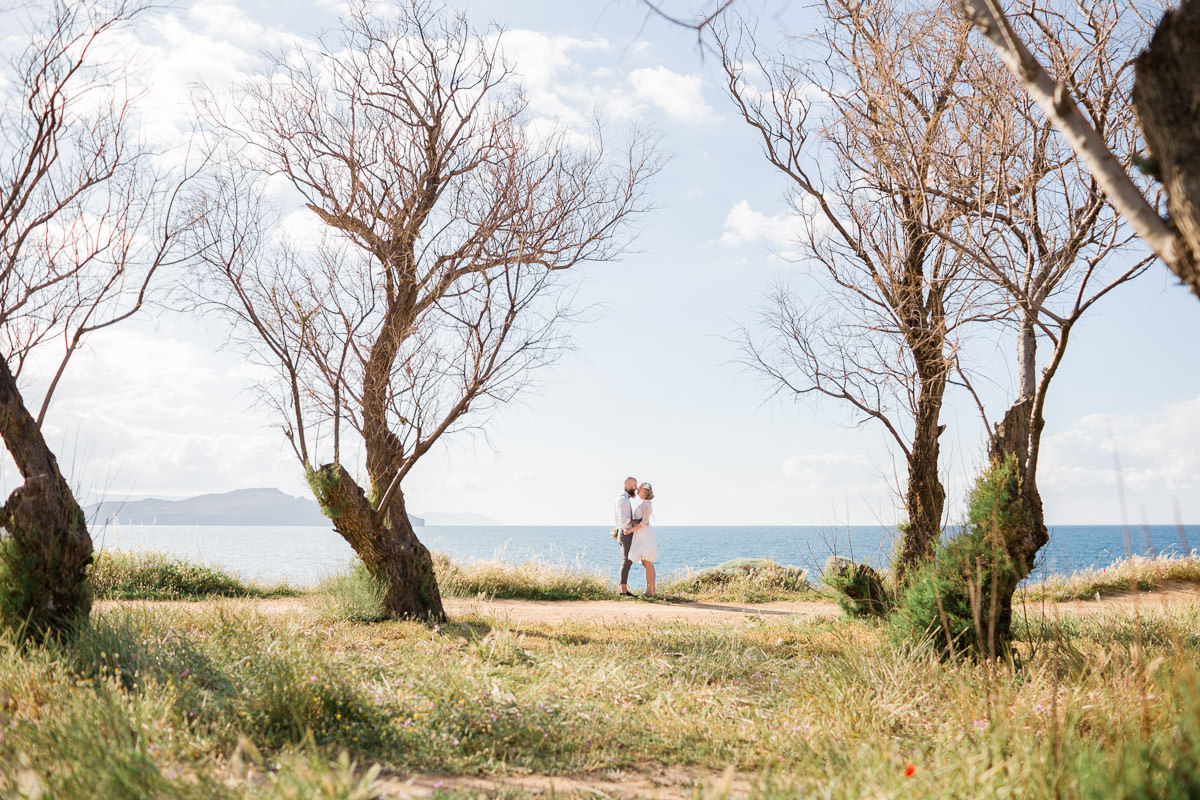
93, 522, 1198, 588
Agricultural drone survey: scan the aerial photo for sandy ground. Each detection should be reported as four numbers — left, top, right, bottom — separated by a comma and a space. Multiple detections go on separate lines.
1016, 581, 1200, 616
443, 595, 840, 624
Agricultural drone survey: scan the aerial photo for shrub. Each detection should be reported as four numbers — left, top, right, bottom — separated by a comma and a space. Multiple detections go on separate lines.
663, 558, 815, 603
822, 555, 891, 617
890, 455, 1024, 658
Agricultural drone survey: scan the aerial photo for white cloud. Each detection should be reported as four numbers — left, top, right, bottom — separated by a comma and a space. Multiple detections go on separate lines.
1039, 395, 1200, 521
497, 29, 616, 130
3, 324, 307, 505
720, 200, 806, 250
781, 451, 884, 493
628, 66, 714, 124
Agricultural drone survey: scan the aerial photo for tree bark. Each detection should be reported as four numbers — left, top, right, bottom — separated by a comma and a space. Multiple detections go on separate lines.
897, 368, 948, 584
309, 463, 445, 622
987, 398, 1048, 567
980, 395, 1048, 648
1134, 0, 1200, 300
0, 355, 92, 637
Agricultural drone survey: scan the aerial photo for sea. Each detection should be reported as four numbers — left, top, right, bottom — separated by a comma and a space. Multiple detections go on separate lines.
91, 522, 1199, 589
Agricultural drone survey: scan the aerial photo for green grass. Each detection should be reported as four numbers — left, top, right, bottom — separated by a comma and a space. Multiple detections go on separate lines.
89, 550, 299, 601
2, 588, 1200, 798
1018, 553, 1200, 602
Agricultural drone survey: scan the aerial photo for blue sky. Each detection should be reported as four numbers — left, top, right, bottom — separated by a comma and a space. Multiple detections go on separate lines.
5, 0, 1199, 526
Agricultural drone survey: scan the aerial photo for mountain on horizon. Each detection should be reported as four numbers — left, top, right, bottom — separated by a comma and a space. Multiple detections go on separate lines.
88, 487, 424, 528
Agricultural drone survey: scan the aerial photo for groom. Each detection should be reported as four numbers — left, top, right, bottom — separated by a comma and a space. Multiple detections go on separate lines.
615, 476, 639, 597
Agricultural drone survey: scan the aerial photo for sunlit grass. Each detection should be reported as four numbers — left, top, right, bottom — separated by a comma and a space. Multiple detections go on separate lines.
1019, 553, 1200, 602
2, 591, 1199, 798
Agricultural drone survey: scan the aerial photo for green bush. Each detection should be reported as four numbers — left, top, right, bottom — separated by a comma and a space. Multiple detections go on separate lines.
822, 556, 891, 617
890, 455, 1024, 658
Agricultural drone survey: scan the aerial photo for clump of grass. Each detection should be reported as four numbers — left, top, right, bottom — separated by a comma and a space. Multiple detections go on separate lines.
315, 561, 389, 623
662, 558, 820, 602
1019, 553, 1200, 602
433, 552, 613, 600
89, 550, 298, 601
890, 455, 1026, 658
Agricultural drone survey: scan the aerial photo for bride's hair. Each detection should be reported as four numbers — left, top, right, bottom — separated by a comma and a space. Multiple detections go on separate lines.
639, 482, 654, 500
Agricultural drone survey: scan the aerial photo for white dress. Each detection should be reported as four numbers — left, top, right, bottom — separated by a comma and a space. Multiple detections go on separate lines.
626, 499, 658, 563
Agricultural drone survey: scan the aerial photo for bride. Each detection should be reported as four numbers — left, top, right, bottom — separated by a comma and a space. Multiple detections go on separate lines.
625, 482, 657, 597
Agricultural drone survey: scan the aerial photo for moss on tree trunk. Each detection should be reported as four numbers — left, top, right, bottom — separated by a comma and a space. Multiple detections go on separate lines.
308, 463, 445, 622
0, 356, 92, 639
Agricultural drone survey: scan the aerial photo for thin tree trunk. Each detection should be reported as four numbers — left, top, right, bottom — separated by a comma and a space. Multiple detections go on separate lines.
310, 463, 445, 622
897, 367, 948, 584
0, 355, 92, 637
1134, 0, 1200, 300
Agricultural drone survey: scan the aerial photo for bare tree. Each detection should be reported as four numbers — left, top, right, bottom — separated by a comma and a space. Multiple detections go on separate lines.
647, 0, 1200, 299
956, 0, 1200, 298
723, 0, 1001, 583
939, 0, 1153, 643
196, 1, 656, 621
0, 0, 196, 636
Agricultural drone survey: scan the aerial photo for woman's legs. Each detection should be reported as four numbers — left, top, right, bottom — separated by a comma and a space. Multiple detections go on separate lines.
642, 560, 656, 596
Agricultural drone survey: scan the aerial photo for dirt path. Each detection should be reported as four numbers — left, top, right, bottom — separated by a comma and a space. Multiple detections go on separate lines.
444, 596, 839, 624
372, 765, 748, 800
96, 582, 1200, 626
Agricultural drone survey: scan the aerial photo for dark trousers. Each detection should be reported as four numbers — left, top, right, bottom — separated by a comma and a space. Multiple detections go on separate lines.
619, 532, 634, 584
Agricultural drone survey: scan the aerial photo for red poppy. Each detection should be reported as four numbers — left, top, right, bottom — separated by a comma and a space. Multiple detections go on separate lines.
905, 764, 916, 778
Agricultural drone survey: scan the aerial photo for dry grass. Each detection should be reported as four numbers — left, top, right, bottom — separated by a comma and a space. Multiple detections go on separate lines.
2, 586, 1199, 799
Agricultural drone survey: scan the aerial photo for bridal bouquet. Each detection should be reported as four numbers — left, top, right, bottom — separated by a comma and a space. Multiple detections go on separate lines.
610, 527, 622, 541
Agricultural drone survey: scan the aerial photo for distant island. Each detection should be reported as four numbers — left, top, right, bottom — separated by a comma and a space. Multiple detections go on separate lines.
87, 488, 424, 528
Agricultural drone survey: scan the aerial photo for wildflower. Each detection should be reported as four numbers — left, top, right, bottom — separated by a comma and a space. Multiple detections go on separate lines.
905, 764, 916, 778
973, 719, 988, 731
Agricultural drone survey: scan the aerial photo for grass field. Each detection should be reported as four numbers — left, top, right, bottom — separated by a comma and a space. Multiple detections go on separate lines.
1, 553, 1198, 798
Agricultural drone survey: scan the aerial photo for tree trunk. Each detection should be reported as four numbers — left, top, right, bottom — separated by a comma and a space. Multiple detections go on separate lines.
0, 356, 92, 638
983, 396, 1048, 647
309, 462, 445, 622
1134, 0, 1200, 300
896, 369, 948, 584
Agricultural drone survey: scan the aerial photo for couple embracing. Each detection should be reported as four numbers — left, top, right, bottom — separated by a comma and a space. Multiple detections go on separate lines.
614, 476, 657, 597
